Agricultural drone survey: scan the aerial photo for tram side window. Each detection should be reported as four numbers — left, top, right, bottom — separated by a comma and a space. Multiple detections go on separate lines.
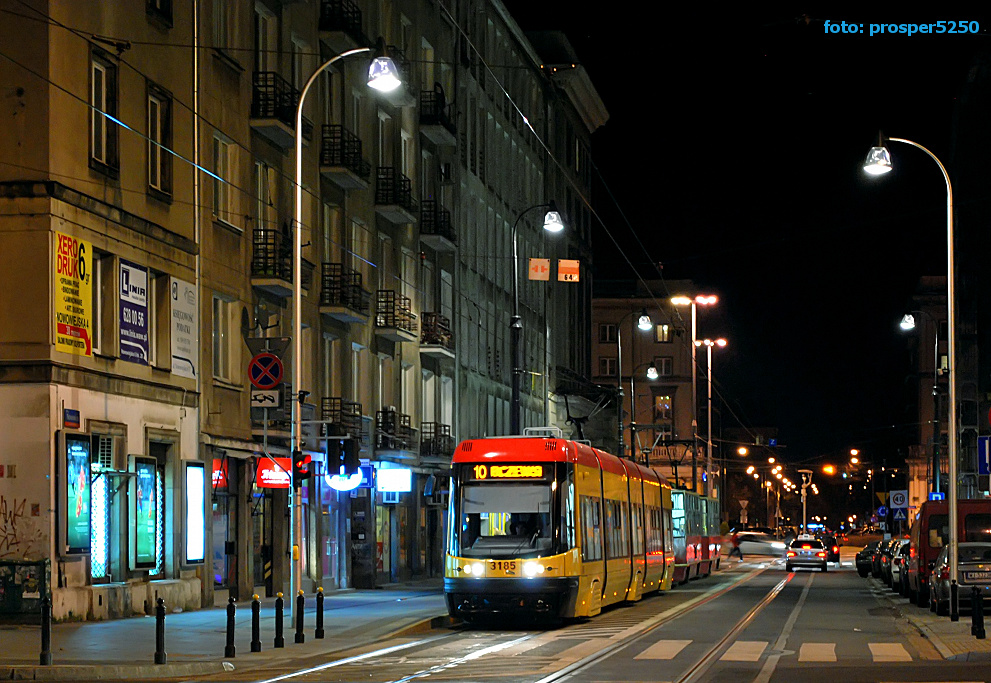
605, 500, 628, 559
631, 504, 643, 555
663, 507, 674, 554
580, 495, 602, 561
561, 480, 577, 550
672, 496, 686, 540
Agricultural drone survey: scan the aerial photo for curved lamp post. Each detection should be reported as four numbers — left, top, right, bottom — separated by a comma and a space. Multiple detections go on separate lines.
864, 135, 958, 620
509, 201, 564, 434
292, 42, 400, 607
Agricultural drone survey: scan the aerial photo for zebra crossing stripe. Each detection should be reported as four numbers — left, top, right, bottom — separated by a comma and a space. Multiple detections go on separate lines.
721, 640, 767, 661
868, 642, 912, 662
798, 642, 836, 662
634, 639, 692, 660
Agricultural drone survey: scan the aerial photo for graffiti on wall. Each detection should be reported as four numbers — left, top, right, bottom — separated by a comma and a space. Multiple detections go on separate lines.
0, 497, 45, 560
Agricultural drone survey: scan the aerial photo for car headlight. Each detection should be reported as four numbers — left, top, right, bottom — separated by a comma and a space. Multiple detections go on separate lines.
523, 561, 545, 577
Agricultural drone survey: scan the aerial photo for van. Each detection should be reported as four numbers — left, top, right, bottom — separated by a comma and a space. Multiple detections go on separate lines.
905, 499, 991, 607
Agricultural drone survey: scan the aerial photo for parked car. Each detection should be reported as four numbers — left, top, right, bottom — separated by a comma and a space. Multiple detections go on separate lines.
890, 540, 910, 594
929, 542, 991, 615
856, 541, 880, 577
786, 536, 828, 572
881, 538, 906, 586
735, 531, 787, 556
817, 533, 840, 563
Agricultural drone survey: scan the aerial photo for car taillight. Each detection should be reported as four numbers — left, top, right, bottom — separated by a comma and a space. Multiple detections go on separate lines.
832, 546, 839, 554
787, 551, 796, 557
816, 551, 826, 558
909, 547, 915, 558
938, 567, 950, 581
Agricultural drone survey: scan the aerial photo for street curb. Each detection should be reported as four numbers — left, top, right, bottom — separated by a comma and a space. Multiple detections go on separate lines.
1, 661, 234, 680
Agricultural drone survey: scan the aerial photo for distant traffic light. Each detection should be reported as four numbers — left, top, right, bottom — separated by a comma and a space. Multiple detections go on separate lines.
326, 439, 344, 476
292, 450, 312, 486
343, 438, 359, 475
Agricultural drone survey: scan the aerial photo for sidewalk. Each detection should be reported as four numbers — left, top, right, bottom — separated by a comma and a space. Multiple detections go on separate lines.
0, 579, 450, 680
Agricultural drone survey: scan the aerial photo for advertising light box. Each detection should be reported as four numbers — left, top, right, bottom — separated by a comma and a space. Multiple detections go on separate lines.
376, 467, 412, 493
133, 457, 158, 569
256, 457, 291, 489
185, 462, 205, 565
64, 433, 92, 554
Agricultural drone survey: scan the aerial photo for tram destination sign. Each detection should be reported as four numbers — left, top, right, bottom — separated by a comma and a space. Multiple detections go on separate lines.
468, 463, 550, 481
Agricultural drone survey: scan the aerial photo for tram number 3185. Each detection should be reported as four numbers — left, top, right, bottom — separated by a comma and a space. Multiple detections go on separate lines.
490, 560, 517, 571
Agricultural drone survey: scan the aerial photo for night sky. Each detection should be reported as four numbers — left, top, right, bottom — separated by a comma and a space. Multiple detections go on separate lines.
502, 6, 989, 467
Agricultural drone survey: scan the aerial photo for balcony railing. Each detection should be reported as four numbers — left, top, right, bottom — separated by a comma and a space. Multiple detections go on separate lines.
321, 397, 362, 437
420, 200, 456, 246
251, 71, 299, 128
251, 226, 292, 281
419, 88, 456, 144
375, 167, 417, 214
319, 0, 364, 38
320, 263, 371, 316
420, 312, 453, 349
375, 290, 417, 334
320, 125, 371, 185
421, 422, 455, 459
376, 406, 413, 450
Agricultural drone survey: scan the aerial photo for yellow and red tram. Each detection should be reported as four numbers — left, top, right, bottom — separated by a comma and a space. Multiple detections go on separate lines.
444, 433, 720, 620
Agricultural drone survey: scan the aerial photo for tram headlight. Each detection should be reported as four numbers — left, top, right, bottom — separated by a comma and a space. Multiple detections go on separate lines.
523, 561, 545, 577
462, 562, 483, 576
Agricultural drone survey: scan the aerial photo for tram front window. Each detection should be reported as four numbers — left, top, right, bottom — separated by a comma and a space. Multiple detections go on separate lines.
458, 483, 552, 558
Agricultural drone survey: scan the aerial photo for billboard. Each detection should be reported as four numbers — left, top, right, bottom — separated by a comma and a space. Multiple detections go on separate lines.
184, 462, 206, 565
54, 232, 92, 356
63, 433, 92, 554
119, 260, 149, 364
170, 277, 198, 379
132, 457, 158, 569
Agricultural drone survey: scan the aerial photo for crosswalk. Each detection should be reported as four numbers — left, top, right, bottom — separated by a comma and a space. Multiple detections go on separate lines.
632, 638, 914, 664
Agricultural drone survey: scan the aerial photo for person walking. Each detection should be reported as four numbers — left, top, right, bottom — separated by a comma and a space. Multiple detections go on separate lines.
729, 530, 744, 561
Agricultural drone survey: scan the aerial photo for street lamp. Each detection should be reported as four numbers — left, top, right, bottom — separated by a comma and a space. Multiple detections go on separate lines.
899, 309, 944, 494
798, 469, 814, 534
510, 201, 564, 435
694, 338, 727, 497
671, 294, 718, 492
864, 134, 958, 620
613, 308, 653, 458
292, 42, 401, 609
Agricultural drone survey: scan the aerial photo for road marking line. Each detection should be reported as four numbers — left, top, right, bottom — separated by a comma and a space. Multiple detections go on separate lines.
798, 642, 836, 662
635, 639, 692, 660
869, 642, 912, 662
753, 571, 814, 683
721, 640, 767, 661
555, 638, 611, 662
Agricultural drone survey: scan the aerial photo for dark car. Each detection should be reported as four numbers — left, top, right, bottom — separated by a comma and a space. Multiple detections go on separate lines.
880, 537, 907, 585
818, 534, 840, 563
856, 541, 880, 577
891, 540, 911, 595
786, 536, 828, 572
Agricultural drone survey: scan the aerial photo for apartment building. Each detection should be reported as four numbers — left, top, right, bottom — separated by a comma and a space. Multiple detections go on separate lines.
0, 0, 604, 620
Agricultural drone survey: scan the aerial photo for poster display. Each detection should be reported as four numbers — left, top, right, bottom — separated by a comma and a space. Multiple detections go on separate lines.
133, 457, 158, 569
185, 462, 205, 564
54, 232, 92, 356
64, 433, 92, 553
170, 277, 198, 378
119, 259, 149, 364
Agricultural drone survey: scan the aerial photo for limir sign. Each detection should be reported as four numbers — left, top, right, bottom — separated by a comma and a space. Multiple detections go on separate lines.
472, 464, 544, 480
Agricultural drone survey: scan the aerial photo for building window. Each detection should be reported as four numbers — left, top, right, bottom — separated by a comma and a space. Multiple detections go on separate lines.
598, 323, 617, 343
655, 324, 671, 343
213, 0, 230, 50
212, 294, 234, 381
656, 357, 673, 377
147, 84, 173, 197
654, 393, 673, 421
90, 52, 119, 175
212, 135, 235, 226
598, 356, 617, 377
146, 0, 172, 26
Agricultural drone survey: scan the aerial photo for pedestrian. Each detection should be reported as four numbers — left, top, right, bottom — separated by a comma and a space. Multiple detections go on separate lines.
729, 530, 744, 561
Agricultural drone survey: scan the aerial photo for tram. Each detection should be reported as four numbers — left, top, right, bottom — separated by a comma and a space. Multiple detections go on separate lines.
444, 430, 720, 620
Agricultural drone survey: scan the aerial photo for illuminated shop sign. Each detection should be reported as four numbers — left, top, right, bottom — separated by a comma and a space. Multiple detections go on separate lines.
327, 465, 374, 492
256, 457, 291, 489
64, 433, 91, 554
185, 462, 206, 565
470, 464, 545, 481
376, 468, 412, 493
212, 458, 227, 488
133, 457, 158, 569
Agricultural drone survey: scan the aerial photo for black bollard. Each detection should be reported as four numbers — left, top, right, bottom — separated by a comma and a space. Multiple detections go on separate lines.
973, 586, 986, 639
315, 587, 324, 639
274, 592, 285, 648
295, 590, 305, 644
39, 596, 52, 666
951, 580, 960, 622
225, 596, 236, 657
154, 598, 167, 665
251, 594, 262, 652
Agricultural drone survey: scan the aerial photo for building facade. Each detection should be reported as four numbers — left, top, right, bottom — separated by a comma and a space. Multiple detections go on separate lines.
0, 0, 603, 620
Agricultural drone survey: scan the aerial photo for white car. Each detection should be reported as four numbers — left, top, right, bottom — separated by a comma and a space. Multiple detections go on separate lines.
734, 531, 787, 556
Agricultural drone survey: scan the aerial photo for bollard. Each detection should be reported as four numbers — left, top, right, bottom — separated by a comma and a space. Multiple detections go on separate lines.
315, 587, 324, 639
973, 586, 986, 639
39, 596, 52, 666
951, 580, 960, 622
274, 592, 285, 648
225, 596, 236, 657
251, 594, 262, 652
154, 597, 167, 665
295, 590, 305, 644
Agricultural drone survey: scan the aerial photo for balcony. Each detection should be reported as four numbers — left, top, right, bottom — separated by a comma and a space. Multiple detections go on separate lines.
375, 167, 417, 224
320, 263, 370, 323
419, 88, 456, 146
320, 397, 362, 438
420, 422, 455, 461
375, 406, 414, 451
379, 45, 416, 107
318, 0, 366, 54
375, 290, 417, 342
419, 312, 454, 360
320, 125, 371, 191
250, 72, 311, 150
419, 200, 456, 252
251, 226, 293, 297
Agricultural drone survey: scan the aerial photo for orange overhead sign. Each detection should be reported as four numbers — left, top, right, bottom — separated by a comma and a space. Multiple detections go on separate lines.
528, 258, 550, 281
558, 259, 580, 282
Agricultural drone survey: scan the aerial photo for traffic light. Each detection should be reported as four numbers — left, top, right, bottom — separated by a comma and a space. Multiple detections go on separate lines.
326, 439, 344, 476
343, 438, 359, 475
292, 450, 312, 486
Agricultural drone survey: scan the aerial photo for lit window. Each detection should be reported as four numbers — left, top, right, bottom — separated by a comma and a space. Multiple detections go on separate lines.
655, 324, 671, 343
